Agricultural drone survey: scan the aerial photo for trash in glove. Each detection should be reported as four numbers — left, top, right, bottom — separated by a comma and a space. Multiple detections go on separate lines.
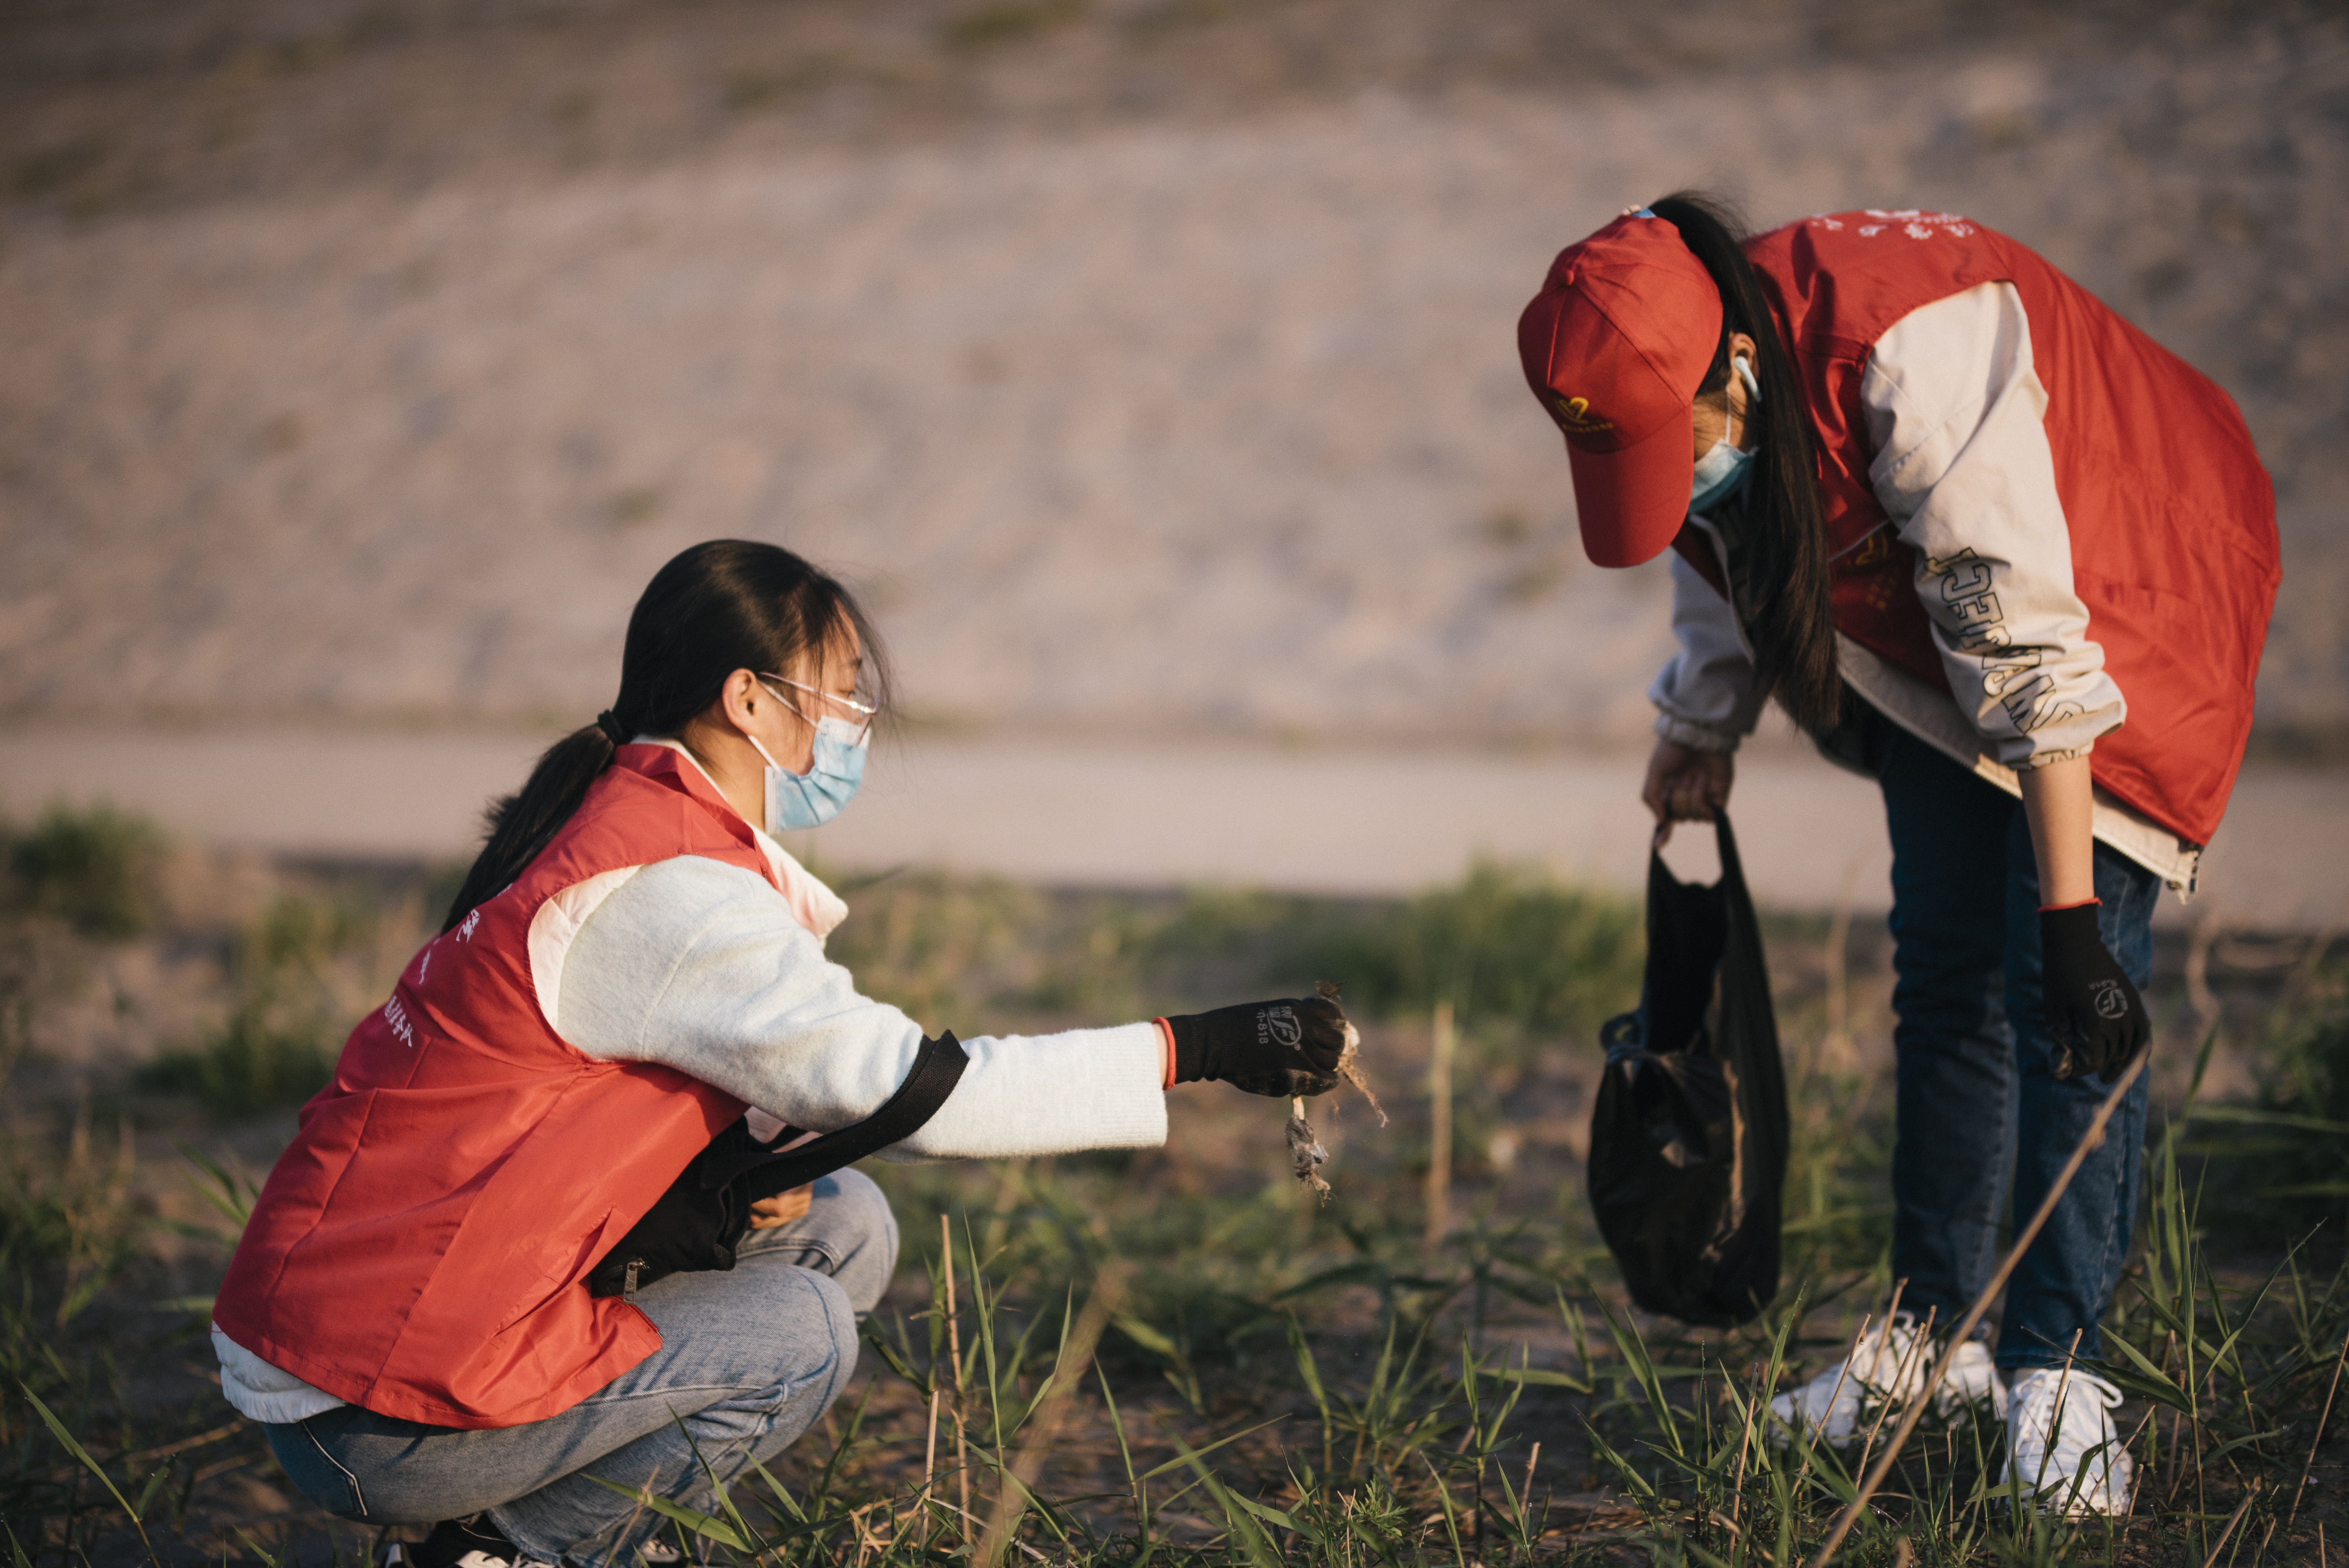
1285, 980, 1386, 1201
1588, 812, 1789, 1326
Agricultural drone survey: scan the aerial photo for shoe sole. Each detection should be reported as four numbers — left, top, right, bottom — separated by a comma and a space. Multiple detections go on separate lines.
1763, 1395, 2005, 1450
1993, 1477, 2134, 1518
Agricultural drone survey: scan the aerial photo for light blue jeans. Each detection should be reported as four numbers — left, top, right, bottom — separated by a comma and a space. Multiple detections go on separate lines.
267, 1171, 898, 1568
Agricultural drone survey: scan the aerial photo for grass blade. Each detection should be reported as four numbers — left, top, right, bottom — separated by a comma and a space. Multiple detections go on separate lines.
581, 1475, 751, 1552
20, 1380, 155, 1558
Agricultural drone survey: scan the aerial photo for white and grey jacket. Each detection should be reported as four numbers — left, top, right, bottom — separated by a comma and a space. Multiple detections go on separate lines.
1651, 282, 2196, 888
217, 739, 1168, 1423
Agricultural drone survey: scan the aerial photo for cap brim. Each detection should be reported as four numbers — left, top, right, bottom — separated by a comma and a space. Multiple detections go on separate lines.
1564, 407, 1694, 568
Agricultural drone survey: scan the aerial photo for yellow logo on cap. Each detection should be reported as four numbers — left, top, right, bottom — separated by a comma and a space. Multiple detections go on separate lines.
1552, 394, 1614, 433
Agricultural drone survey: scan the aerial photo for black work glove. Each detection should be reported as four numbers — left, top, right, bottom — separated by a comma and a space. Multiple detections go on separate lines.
1162, 996, 1348, 1098
2040, 902, 2150, 1081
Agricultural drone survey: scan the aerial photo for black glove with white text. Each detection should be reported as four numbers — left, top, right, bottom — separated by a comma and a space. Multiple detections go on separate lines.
2040, 901, 2151, 1082
1161, 996, 1349, 1098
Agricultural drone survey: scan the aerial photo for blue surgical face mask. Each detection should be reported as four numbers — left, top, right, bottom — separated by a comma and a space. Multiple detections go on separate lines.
1689, 437, 1752, 515
1688, 355, 1762, 515
746, 686, 869, 832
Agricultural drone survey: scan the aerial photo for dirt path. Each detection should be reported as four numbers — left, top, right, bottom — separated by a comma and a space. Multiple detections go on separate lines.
6, 727, 2342, 929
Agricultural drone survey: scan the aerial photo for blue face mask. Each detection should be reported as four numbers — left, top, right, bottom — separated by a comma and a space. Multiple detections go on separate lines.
747, 680, 870, 832
1689, 437, 1752, 515
1688, 355, 1762, 515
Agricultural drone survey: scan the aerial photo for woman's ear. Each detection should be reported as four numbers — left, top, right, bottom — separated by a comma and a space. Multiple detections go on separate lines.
715, 668, 763, 736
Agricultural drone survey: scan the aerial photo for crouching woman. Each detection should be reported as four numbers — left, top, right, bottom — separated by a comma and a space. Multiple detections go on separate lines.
209, 539, 1346, 1568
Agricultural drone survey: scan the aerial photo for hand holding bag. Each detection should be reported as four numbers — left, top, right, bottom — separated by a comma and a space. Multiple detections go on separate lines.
1588, 814, 1789, 1326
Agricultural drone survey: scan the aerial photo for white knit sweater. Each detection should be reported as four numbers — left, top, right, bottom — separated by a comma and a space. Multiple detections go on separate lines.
216, 740, 1168, 1422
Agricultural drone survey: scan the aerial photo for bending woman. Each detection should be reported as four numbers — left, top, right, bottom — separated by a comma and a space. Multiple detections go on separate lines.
1517, 196, 2276, 1515
210, 540, 1348, 1568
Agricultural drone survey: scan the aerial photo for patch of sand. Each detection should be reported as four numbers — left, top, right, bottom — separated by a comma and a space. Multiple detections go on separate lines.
0, 5, 2344, 749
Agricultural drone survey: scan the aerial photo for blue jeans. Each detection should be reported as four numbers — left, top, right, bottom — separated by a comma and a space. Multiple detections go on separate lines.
269, 1170, 898, 1568
1872, 721, 2158, 1370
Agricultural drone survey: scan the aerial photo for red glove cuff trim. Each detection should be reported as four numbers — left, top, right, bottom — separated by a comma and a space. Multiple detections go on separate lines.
2039, 898, 2101, 913
1155, 1017, 1176, 1089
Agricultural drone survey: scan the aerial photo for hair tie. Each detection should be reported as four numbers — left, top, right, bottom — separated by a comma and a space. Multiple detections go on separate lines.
595, 710, 629, 747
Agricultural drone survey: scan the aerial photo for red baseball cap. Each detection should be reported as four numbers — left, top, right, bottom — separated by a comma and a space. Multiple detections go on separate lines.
1517, 210, 1723, 567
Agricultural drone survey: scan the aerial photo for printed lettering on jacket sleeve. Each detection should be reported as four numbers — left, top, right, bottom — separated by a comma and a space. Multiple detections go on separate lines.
1919, 549, 2087, 735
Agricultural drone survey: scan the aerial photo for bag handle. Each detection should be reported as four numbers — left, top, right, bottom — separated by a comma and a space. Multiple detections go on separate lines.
714, 1030, 970, 1202
1647, 810, 1750, 900
1710, 810, 1749, 901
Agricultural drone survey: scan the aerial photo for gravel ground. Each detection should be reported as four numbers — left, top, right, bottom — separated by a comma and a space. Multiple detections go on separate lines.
1, 0, 2342, 748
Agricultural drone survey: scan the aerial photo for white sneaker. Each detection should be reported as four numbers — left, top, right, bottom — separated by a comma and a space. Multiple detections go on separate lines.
636, 1543, 709, 1568
1766, 1313, 2007, 1448
381, 1519, 561, 1568
2005, 1367, 2133, 1515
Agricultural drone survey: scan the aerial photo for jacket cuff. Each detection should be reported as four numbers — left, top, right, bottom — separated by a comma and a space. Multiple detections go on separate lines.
2005, 741, 2094, 770
1076, 1023, 1174, 1148
1654, 713, 1743, 754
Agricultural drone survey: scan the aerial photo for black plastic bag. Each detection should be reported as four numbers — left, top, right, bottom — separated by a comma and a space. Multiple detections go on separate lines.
1589, 813, 1789, 1326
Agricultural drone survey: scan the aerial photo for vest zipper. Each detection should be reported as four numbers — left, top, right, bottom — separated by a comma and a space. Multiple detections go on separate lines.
624, 1260, 643, 1304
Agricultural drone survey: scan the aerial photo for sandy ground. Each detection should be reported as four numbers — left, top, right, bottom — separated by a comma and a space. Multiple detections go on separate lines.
5, 726, 2344, 930
1, 0, 2344, 752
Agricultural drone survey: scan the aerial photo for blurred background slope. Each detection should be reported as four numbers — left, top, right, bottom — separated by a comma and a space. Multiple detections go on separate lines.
2, 0, 2343, 751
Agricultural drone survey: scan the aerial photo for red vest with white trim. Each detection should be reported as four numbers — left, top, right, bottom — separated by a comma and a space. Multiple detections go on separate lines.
1688, 210, 2277, 847
213, 746, 777, 1429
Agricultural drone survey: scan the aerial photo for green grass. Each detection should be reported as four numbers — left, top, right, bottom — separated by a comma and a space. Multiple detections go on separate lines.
2180, 949, 2349, 1249
939, 0, 1087, 51
4, 804, 165, 941
12, 1126, 2343, 1565
134, 1005, 333, 1119
135, 895, 376, 1117
2, 822, 2345, 1565
825, 861, 1645, 1055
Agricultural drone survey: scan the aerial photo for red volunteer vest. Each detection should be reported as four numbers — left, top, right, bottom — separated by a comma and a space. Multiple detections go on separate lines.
213, 746, 779, 1429
1682, 210, 2277, 847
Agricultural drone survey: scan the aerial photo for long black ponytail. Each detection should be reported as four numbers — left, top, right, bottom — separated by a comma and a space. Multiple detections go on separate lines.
440, 540, 889, 932
1647, 191, 1843, 736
